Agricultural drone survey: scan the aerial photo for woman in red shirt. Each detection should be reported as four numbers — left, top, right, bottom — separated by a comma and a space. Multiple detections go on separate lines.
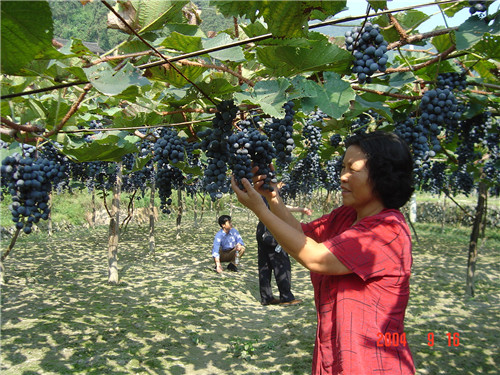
231, 131, 416, 374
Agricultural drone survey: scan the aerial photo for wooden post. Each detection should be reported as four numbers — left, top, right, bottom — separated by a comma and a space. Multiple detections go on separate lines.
149, 180, 156, 254
465, 181, 487, 297
47, 191, 53, 236
108, 162, 122, 284
1, 227, 22, 285
176, 189, 183, 239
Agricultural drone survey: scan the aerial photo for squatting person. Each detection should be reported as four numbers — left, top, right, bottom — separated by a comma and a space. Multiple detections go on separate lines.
211, 215, 246, 273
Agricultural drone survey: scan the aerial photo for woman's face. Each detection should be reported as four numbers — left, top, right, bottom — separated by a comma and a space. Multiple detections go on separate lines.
340, 145, 380, 212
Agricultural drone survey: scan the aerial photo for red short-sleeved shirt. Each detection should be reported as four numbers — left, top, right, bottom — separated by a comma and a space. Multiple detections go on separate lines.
301, 205, 415, 375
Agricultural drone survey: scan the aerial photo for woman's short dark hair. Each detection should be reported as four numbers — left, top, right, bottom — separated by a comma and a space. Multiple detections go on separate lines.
344, 131, 414, 209
218, 215, 231, 227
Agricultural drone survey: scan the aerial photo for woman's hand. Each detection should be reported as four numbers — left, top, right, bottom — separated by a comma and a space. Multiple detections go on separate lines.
231, 176, 268, 215
250, 165, 279, 201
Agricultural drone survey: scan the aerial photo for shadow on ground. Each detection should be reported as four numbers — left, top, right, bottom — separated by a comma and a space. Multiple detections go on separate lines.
1, 216, 498, 374
1, 215, 316, 375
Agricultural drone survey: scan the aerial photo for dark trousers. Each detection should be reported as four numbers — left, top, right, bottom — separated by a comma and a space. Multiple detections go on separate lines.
258, 243, 295, 303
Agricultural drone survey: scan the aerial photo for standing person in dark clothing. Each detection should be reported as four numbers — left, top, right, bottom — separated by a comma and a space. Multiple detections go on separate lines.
257, 201, 311, 306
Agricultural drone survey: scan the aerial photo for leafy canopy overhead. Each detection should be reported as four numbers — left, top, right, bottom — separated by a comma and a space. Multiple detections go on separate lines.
0, 0, 498, 198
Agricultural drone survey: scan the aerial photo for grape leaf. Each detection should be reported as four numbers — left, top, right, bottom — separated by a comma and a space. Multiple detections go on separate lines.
288, 76, 321, 101
302, 72, 355, 119
83, 62, 150, 95
0, 1, 58, 75
256, 38, 352, 76
438, 1, 469, 17
352, 95, 393, 122
234, 79, 290, 118
135, 0, 188, 34
473, 34, 500, 59
388, 72, 416, 88
367, 1, 387, 11
160, 31, 202, 53
217, 1, 346, 39
202, 33, 245, 62
146, 64, 206, 88
395, 10, 429, 31
62, 131, 140, 162
456, 15, 498, 50
112, 112, 163, 129
432, 31, 455, 53
194, 78, 241, 99
214, 1, 263, 22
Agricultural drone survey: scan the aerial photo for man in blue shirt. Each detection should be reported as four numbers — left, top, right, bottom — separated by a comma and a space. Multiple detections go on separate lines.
212, 215, 246, 273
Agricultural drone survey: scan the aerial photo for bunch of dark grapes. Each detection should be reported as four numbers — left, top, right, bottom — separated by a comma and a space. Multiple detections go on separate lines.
1, 153, 64, 234
484, 160, 499, 196
418, 88, 462, 152
351, 110, 381, 135
280, 154, 321, 200
303, 121, 322, 153
437, 72, 467, 91
345, 22, 389, 83
153, 128, 188, 165
351, 113, 371, 134
156, 163, 184, 214
469, 0, 488, 14
151, 128, 192, 212
86, 161, 117, 192
38, 142, 70, 191
228, 128, 277, 191
280, 113, 324, 199
68, 160, 115, 192
414, 160, 448, 194
329, 134, 342, 148
449, 167, 475, 196
452, 111, 499, 195
69, 120, 118, 192
321, 157, 343, 192
235, 118, 255, 131
79, 120, 103, 142
468, 111, 499, 152
446, 111, 496, 167
121, 146, 155, 197
181, 140, 204, 198
263, 101, 296, 171
228, 130, 256, 190
394, 116, 435, 165
197, 100, 238, 200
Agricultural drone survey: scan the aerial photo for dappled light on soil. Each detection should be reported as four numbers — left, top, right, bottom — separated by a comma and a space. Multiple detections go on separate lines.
1, 216, 498, 374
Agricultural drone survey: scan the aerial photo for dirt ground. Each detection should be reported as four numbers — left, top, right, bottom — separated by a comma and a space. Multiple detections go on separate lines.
1, 215, 317, 374
1, 213, 499, 374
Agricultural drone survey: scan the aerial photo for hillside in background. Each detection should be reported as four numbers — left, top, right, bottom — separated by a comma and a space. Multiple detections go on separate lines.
49, 0, 128, 51
48, 0, 236, 51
